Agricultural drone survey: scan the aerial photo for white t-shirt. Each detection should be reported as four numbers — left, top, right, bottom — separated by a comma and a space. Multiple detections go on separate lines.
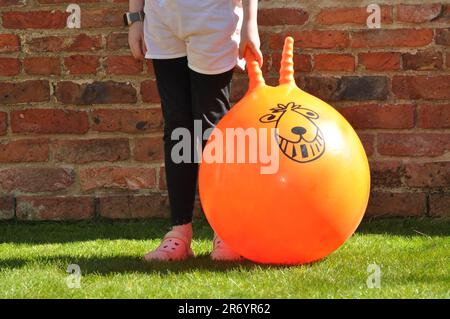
143, 0, 245, 74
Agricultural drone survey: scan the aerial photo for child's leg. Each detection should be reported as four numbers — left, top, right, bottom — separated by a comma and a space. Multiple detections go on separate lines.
144, 57, 196, 261
189, 67, 242, 261
154, 57, 198, 227
189, 67, 233, 136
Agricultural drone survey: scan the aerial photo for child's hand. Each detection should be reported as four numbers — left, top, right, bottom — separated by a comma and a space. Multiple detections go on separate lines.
128, 21, 147, 61
239, 20, 263, 68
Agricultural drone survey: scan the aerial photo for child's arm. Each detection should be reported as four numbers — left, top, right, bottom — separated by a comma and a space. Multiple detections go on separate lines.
239, 0, 263, 67
128, 0, 147, 60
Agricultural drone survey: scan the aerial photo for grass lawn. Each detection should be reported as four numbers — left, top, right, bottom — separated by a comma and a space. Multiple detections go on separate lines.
0, 217, 448, 299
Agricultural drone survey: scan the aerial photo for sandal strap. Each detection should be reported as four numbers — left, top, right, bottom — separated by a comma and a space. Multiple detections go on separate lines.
213, 235, 226, 249
156, 230, 191, 253
164, 230, 191, 246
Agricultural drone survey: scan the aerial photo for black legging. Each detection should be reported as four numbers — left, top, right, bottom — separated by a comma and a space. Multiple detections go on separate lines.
152, 57, 233, 226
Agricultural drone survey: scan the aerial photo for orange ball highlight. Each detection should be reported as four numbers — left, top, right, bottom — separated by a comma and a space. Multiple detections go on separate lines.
199, 37, 371, 264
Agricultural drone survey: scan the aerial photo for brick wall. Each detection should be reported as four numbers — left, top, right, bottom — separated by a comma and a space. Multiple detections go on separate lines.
0, 0, 449, 221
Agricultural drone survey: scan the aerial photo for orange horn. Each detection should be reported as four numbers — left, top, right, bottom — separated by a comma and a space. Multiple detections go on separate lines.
279, 36, 295, 85
245, 48, 265, 92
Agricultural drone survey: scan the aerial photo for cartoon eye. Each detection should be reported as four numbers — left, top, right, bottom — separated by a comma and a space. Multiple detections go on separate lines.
260, 113, 279, 123
296, 108, 319, 119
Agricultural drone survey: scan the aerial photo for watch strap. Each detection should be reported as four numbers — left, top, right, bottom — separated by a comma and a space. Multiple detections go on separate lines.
124, 11, 145, 26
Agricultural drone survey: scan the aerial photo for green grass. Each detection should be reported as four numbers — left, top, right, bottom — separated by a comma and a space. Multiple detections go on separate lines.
0, 217, 448, 298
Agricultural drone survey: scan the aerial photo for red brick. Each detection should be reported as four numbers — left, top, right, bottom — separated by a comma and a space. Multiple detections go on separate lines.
79, 167, 156, 191
316, 6, 392, 25
27, 34, 102, 52
270, 31, 349, 49
11, 109, 89, 134
0, 112, 6, 135
447, 53, 450, 68
435, 29, 450, 46
158, 166, 166, 190
27, 36, 64, 52
98, 194, 169, 219
64, 55, 100, 75
23, 57, 60, 75
0, 196, 14, 220
0, 0, 24, 6
303, 77, 339, 101
359, 52, 401, 71
303, 76, 388, 101
314, 54, 355, 71
0, 57, 20, 76
351, 29, 433, 48
370, 161, 404, 188
0, 34, 20, 52
365, 192, 426, 217
436, 5, 450, 22
0, 138, 49, 163
429, 193, 450, 217
106, 55, 143, 75
146, 59, 155, 75
56, 81, 137, 104
348, 77, 389, 101
339, 104, 415, 129
141, 80, 160, 103
392, 75, 450, 100
397, 4, 442, 23
357, 133, 374, 157
418, 104, 450, 128
38, 0, 100, 3
106, 32, 128, 50
270, 53, 311, 73
300, 30, 349, 49
378, 133, 450, 157
16, 196, 94, 221
68, 34, 103, 51
91, 108, 163, 133
402, 51, 443, 70
134, 137, 164, 162
0, 167, 74, 192
258, 8, 309, 26
266, 75, 280, 86
405, 162, 450, 187
52, 138, 130, 163
82, 8, 124, 28
2, 11, 69, 29
0, 80, 49, 104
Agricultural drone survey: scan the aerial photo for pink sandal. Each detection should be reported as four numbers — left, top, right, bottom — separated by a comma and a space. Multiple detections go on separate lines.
144, 229, 194, 262
211, 234, 243, 261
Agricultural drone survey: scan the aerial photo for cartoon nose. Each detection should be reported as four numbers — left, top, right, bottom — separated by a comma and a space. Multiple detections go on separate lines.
291, 126, 307, 135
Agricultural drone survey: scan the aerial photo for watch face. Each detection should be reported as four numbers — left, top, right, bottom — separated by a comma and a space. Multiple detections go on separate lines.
130, 12, 140, 24
123, 12, 144, 26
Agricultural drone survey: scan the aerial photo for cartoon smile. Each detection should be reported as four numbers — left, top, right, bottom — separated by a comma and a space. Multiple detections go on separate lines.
260, 102, 325, 163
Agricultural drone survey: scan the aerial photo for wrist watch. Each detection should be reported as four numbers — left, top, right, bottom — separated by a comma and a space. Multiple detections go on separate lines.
123, 11, 145, 26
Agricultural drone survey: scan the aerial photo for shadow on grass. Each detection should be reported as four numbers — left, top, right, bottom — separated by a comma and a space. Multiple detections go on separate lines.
355, 217, 450, 237
0, 254, 297, 275
0, 217, 448, 245
0, 218, 214, 244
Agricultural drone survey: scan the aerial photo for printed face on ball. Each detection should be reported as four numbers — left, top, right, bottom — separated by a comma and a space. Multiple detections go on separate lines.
260, 102, 325, 163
